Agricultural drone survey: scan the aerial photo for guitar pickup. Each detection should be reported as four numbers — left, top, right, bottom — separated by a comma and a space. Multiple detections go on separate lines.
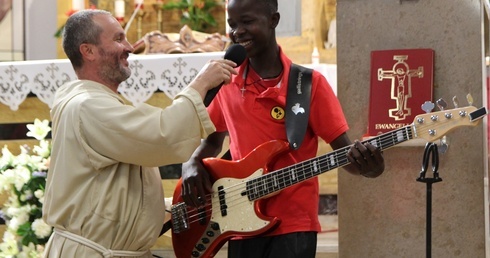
198, 206, 206, 225
217, 185, 228, 216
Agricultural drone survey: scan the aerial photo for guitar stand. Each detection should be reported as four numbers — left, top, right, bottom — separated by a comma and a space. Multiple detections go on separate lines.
416, 142, 442, 258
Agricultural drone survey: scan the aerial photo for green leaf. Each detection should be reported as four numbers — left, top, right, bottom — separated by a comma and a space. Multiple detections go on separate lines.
54, 24, 65, 38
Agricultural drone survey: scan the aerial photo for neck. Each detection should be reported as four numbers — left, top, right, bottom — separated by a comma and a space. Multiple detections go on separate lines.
76, 70, 120, 93
249, 45, 282, 79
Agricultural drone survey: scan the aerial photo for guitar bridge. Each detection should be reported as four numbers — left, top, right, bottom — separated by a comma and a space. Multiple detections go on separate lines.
171, 202, 189, 234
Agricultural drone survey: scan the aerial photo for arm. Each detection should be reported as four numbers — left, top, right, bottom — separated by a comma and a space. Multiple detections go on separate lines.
181, 131, 228, 207
330, 132, 385, 178
0, 0, 12, 23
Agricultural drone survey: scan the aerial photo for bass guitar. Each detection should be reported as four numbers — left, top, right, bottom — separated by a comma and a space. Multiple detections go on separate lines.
170, 105, 487, 258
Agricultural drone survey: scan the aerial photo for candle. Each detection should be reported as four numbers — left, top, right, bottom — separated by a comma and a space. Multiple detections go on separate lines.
115, 0, 125, 19
134, 0, 144, 8
72, 0, 85, 11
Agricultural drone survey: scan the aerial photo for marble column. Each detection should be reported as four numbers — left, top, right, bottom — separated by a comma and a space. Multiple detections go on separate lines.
337, 0, 486, 257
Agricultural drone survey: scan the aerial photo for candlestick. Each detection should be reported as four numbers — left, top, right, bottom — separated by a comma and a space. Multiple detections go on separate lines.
72, 0, 85, 11
152, 2, 164, 32
115, 0, 125, 20
136, 9, 146, 39
225, 0, 230, 38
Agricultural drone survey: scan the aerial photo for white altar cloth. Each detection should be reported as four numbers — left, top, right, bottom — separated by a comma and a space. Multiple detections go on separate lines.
0, 52, 337, 111
0, 52, 224, 111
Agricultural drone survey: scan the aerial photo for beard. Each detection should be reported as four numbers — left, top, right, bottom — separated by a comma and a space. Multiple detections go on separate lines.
97, 47, 131, 84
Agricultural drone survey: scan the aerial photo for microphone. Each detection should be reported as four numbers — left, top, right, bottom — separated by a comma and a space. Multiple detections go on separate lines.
203, 44, 247, 107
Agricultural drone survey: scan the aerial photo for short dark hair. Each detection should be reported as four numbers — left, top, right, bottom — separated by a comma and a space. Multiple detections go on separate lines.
262, 0, 278, 15
62, 10, 111, 69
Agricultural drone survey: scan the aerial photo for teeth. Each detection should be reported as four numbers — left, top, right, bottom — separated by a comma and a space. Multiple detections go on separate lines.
239, 41, 252, 47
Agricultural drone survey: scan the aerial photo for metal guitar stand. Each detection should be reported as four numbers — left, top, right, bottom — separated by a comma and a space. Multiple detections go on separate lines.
416, 142, 442, 258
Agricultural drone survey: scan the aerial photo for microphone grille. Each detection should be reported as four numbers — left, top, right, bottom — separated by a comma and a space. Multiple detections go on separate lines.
224, 44, 247, 66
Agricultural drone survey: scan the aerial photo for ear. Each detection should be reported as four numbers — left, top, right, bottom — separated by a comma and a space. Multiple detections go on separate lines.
80, 43, 96, 62
271, 12, 280, 29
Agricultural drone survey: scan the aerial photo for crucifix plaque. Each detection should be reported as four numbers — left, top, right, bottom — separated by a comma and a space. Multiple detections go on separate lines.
367, 48, 434, 136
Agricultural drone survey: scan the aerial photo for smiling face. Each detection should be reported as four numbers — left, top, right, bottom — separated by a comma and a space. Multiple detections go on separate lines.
91, 14, 133, 85
227, 0, 279, 58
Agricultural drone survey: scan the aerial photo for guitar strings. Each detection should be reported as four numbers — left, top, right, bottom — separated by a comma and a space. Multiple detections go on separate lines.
177, 126, 410, 227
178, 125, 412, 227
174, 130, 395, 227
175, 114, 460, 228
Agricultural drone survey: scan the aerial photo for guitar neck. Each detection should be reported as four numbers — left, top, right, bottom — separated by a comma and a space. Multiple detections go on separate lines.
246, 124, 414, 200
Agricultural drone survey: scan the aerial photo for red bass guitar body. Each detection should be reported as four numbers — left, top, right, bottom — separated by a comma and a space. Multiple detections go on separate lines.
171, 140, 290, 258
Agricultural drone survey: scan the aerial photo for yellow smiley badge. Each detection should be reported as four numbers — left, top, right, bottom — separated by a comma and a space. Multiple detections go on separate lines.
271, 106, 285, 120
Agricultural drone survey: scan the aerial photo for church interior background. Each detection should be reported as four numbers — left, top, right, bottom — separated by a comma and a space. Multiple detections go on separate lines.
0, 0, 489, 257
0, 0, 340, 257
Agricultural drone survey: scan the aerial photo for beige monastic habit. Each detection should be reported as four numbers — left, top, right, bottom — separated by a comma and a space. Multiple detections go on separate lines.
42, 80, 215, 257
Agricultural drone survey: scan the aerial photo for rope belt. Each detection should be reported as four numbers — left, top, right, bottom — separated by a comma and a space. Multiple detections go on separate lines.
54, 228, 149, 258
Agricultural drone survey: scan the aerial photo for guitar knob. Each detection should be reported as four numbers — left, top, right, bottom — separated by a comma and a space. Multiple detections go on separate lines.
211, 222, 220, 230
201, 237, 210, 244
196, 243, 206, 251
191, 251, 200, 257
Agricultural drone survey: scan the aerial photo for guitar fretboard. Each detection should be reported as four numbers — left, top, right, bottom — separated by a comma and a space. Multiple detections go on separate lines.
245, 125, 414, 200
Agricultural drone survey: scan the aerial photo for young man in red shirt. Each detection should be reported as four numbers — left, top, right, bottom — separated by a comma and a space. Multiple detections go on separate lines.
180, 0, 385, 257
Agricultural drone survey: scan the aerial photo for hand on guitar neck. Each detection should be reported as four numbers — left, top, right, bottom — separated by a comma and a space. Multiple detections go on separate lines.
330, 133, 385, 178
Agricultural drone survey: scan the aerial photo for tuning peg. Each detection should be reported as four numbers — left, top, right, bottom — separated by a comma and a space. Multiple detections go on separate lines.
436, 98, 447, 111
439, 136, 449, 154
421, 101, 435, 113
452, 96, 459, 108
466, 94, 474, 106
435, 98, 450, 154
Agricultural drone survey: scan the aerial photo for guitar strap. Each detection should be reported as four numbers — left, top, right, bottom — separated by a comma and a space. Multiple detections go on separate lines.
286, 63, 313, 150
160, 220, 172, 236
220, 63, 313, 159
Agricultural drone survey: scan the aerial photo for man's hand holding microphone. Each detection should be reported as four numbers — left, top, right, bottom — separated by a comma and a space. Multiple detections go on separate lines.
187, 44, 247, 105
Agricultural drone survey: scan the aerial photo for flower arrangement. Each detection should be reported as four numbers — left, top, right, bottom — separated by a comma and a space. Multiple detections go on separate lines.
162, 0, 223, 32
0, 119, 52, 257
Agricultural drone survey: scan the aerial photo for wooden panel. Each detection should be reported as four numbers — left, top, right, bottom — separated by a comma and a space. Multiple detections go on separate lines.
0, 92, 173, 154
0, 97, 50, 123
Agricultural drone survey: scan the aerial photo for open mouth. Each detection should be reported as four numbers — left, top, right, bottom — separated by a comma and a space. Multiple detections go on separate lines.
121, 55, 129, 66
237, 40, 252, 48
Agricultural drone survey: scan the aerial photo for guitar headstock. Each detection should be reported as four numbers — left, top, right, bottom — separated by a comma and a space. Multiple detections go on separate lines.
413, 105, 487, 142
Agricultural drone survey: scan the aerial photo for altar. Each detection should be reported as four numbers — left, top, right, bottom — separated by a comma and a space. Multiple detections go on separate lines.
0, 52, 338, 193
0, 52, 225, 111
0, 53, 337, 111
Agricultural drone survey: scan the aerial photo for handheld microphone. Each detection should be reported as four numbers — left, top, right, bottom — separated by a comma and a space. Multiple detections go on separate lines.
203, 44, 247, 107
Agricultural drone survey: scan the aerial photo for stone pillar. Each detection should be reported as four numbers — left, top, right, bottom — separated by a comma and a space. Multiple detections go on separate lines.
337, 0, 486, 257
25, 0, 57, 60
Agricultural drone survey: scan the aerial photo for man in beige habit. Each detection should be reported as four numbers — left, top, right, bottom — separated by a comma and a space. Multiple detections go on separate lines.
42, 9, 237, 258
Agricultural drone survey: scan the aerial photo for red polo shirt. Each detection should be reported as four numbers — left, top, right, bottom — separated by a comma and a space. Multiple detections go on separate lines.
208, 47, 348, 236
